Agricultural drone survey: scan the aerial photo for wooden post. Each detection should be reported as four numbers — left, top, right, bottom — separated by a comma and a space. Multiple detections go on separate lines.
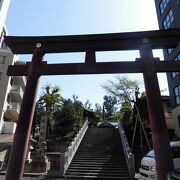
5, 49, 44, 180
140, 44, 173, 180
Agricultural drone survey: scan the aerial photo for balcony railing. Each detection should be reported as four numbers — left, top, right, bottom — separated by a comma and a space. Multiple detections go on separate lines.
14, 76, 27, 87
8, 102, 20, 112
11, 85, 23, 99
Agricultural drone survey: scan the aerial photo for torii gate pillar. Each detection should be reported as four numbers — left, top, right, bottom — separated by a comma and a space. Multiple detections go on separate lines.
5, 49, 44, 180
140, 44, 173, 180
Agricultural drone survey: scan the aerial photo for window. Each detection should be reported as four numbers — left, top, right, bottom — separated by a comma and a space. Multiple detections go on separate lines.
6, 94, 11, 104
171, 146, 180, 159
175, 54, 180, 61
167, 48, 174, 55
10, 78, 14, 86
172, 72, 179, 78
163, 9, 174, 29
0, 72, 2, 80
0, 55, 5, 64
160, 0, 169, 14
174, 84, 180, 105
171, 54, 180, 78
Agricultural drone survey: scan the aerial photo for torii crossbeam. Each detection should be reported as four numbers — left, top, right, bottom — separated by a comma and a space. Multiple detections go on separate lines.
4, 28, 180, 180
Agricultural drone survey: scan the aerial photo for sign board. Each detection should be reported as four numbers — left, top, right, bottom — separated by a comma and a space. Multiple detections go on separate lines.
39, 116, 48, 142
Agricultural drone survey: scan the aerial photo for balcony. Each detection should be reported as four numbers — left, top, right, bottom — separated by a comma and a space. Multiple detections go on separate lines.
6, 102, 20, 122
14, 76, 27, 87
11, 85, 24, 101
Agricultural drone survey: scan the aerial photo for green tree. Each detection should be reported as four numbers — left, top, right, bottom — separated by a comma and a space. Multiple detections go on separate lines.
102, 75, 140, 125
37, 84, 63, 135
103, 95, 117, 120
84, 99, 92, 109
102, 75, 139, 103
94, 103, 103, 121
120, 101, 133, 124
53, 98, 84, 142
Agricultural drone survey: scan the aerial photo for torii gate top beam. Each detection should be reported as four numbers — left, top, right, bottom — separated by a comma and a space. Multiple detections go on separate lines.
4, 28, 180, 54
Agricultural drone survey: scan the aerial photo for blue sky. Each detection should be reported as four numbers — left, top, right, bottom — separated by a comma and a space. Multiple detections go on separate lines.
6, 0, 169, 108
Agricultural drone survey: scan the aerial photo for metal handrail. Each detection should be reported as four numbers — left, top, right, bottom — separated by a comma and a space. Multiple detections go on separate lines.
118, 121, 135, 179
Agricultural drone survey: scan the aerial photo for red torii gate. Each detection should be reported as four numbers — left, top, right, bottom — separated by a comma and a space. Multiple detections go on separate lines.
4, 28, 180, 180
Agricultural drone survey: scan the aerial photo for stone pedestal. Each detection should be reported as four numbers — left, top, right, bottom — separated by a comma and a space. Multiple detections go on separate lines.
47, 152, 62, 177
30, 155, 50, 173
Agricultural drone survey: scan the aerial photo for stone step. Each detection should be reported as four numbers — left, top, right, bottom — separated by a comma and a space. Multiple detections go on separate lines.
64, 128, 130, 179
73, 157, 123, 160
64, 174, 130, 179
66, 168, 129, 174
75, 153, 124, 157
70, 161, 127, 167
65, 171, 129, 177
76, 150, 123, 153
71, 159, 126, 163
67, 166, 127, 170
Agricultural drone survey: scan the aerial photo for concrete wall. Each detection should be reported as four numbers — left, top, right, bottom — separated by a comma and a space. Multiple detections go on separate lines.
0, 49, 14, 134
2, 122, 16, 134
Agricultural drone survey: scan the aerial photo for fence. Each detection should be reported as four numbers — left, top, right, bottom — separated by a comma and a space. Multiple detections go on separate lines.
60, 119, 88, 175
118, 121, 135, 179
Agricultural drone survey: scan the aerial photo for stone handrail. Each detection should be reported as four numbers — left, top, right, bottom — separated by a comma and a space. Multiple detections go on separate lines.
118, 121, 135, 179
60, 119, 88, 176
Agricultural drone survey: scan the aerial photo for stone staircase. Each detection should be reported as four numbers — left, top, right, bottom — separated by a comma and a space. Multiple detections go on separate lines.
64, 128, 130, 179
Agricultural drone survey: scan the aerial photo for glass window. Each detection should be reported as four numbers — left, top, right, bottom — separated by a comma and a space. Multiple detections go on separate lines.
6, 94, 11, 104
163, 9, 174, 29
179, 116, 180, 129
172, 72, 179, 78
10, 78, 14, 86
171, 146, 180, 159
171, 54, 180, 78
0, 55, 5, 64
175, 54, 180, 61
159, 0, 169, 14
167, 48, 174, 55
0, 72, 2, 80
174, 85, 180, 105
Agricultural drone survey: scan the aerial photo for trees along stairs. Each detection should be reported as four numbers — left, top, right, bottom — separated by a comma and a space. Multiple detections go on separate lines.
64, 128, 131, 179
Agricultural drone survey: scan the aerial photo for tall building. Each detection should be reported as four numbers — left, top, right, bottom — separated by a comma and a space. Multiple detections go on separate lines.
0, 0, 26, 134
154, 0, 180, 137
0, 0, 10, 35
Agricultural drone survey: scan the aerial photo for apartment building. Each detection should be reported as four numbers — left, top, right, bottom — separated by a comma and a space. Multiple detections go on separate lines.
154, 0, 180, 137
0, 0, 26, 134
0, 49, 26, 134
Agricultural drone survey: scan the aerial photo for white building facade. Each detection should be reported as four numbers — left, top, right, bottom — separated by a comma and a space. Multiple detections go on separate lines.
0, 0, 26, 134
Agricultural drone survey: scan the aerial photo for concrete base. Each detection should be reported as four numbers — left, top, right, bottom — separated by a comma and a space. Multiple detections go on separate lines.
47, 152, 62, 177
30, 156, 50, 173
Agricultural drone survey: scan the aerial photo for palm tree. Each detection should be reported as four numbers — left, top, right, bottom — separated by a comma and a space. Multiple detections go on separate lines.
37, 84, 63, 135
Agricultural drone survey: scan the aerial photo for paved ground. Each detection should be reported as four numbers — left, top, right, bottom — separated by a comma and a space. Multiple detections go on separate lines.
0, 173, 140, 179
